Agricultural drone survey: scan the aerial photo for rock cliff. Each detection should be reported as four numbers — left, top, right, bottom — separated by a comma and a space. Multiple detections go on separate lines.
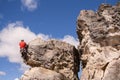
77, 3, 120, 80
20, 38, 80, 80
20, 3, 120, 80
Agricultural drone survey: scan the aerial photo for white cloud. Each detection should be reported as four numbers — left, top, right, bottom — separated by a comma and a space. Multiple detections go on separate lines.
37, 34, 51, 40
14, 78, 19, 80
0, 21, 36, 63
0, 71, 6, 76
62, 35, 79, 48
21, 0, 38, 11
0, 21, 78, 72
0, 21, 49, 71
19, 63, 30, 72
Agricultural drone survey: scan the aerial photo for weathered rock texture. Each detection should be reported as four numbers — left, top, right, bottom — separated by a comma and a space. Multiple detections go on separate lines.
20, 38, 80, 80
77, 3, 120, 80
20, 67, 67, 80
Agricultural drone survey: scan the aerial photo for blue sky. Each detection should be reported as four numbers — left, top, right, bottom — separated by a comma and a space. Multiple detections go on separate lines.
0, 0, 118, 80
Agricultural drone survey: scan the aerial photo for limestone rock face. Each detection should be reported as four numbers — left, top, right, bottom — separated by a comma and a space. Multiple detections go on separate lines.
77, 3, 120, 80
21, 38, 80, 80
20, 67, 67, 80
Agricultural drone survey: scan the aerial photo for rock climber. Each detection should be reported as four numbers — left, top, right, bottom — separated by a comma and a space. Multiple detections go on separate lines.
19, 40, 28, 61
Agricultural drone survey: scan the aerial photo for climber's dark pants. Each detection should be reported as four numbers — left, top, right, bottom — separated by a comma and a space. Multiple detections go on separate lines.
20, 48, 27, 61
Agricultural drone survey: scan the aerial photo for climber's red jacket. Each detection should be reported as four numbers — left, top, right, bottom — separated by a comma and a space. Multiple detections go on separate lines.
19, 41, 26, 48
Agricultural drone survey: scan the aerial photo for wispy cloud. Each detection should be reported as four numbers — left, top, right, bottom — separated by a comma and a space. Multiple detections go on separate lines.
0, 21, 78, 71
21, 0, 39, 11
0, 71, 6, 76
